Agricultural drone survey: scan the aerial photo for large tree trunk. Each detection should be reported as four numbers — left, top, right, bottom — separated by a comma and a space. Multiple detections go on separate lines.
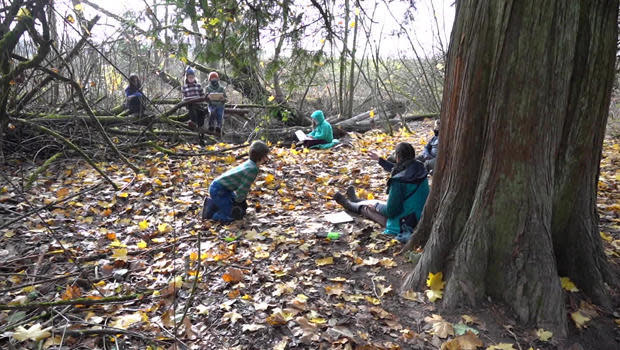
402, 0, 617, 337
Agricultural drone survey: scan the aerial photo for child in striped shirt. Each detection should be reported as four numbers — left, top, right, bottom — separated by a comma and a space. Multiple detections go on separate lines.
202, 141, 270, 223
182, 67, 206, 130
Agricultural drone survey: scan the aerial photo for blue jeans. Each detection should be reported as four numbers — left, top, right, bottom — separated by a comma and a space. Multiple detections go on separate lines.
208, 105, 225, 128
209, 181, 234, 223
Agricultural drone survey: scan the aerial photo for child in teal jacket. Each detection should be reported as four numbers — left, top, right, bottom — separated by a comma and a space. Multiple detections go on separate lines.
334, 143, 429, 243
303, 110, 339, 149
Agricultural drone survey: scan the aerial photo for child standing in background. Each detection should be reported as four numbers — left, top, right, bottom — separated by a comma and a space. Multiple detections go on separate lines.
203, 141, 270, 223
181, 67, 206, 130
206, 71, 227, 136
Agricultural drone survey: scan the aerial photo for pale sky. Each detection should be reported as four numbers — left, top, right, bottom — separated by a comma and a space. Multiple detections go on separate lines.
56, 0, 454, 58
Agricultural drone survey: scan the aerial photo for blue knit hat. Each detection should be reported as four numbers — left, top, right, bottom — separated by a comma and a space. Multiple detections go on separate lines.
185, 67, 195, 76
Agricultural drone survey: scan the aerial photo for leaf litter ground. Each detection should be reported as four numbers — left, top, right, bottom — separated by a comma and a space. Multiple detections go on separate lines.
1, 119, 619, 349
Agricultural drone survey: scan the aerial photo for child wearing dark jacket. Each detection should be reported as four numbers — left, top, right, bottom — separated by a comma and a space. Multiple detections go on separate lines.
202, 141, 270, 223
125, 74, 146, 115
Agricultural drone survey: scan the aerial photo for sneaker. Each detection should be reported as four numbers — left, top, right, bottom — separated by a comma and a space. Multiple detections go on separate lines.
202, 196, 216, 220
346, 186, 361, 202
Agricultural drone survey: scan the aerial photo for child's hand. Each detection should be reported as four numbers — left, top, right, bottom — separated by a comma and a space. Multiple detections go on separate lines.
368, 152, 379, 161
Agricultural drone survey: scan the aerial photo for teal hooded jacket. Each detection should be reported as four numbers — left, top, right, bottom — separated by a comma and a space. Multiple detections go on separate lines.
308, 110, 333, 142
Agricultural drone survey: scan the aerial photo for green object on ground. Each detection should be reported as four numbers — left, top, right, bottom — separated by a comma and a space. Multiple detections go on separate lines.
326, 232, 341, 240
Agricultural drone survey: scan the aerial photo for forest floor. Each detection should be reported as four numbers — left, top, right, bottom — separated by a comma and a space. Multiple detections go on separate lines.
0, 119, 618, 350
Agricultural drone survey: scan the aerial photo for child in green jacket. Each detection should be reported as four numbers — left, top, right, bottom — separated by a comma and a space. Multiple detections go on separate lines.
303, 110, 333, 148
334, 143, 429, 243
202, 141, 270, 223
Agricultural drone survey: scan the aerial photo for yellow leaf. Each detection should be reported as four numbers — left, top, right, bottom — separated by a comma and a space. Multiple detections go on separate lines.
117, 192, 129, 198
12, 323, 51, 341
600, 231, 612, 242
265, 174, 275, 184
139, 219, 149, 230
66, 14, 75, 24
17, 8, 31, 20
316, 256, 334, 266
137, 240, 148, 249
354, 8, 360, 16
425, 288, 443, 302
255, 251, 270, 259
189, 251, 199, 261
268, 95, 275, 102
109, 240, 126, 248
535, 328, 552, 342
571, 310, 591, 329
112, 248, 128, 261
309, 317, 326, 324
158, 223, 172, 234
426, 272, 445, 291
74, 3, 83, 11
369, 109, 375, 118
560, 277, 579, 292
349, 21, 356, 28
366, 192, 375, 200
364, 295, 381, 305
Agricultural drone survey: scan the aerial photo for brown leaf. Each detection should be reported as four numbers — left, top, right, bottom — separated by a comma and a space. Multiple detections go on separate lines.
222, 268, 244, 283
440, 331, 483, 350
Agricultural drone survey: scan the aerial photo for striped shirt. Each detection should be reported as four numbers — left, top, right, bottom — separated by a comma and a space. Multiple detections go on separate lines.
214, 160, 259, 201
182, 82, 204, 101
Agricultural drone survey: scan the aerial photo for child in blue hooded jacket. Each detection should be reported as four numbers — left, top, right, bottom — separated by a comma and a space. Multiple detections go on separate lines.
334, 142, 429, 243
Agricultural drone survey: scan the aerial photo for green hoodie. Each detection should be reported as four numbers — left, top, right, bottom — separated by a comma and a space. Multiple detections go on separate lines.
308, 110, 333, 142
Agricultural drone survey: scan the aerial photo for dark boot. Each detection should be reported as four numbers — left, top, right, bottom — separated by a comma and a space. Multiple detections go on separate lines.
334, 192, 364, 213
346, 186, 362, 202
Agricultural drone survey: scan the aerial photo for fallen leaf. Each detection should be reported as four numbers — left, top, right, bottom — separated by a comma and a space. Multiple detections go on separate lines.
316, 256, 334, 266
441, 331, 483, 350
222, 268, 244, 283
426, 288, 443, 302
12, 323, 52, 341
242, 323, 266, 332
426, 271, 445, 290
560, 277, 579, 292
571, 310, 591, 329
196, 304, 209, 315
535, 328, 552, 342
222, 311, 242, 324
425, 314, 454, 339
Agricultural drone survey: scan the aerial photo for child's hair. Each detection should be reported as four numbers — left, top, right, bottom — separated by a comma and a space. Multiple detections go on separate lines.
395, 142, 415, 163
128, 74, 141, 89
249, 141, 269, 163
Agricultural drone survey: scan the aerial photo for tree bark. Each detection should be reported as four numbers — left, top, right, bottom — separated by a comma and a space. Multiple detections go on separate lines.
402, 0, 617, 337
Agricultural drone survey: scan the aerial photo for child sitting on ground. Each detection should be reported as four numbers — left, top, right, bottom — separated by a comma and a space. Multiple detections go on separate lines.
124, 74, 146, 115
202, 141, 270, 223
299, 110, 339, 149
334, 142, 429, 243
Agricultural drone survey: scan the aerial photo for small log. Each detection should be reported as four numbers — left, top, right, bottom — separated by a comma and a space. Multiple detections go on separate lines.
0, 291, 153, 310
